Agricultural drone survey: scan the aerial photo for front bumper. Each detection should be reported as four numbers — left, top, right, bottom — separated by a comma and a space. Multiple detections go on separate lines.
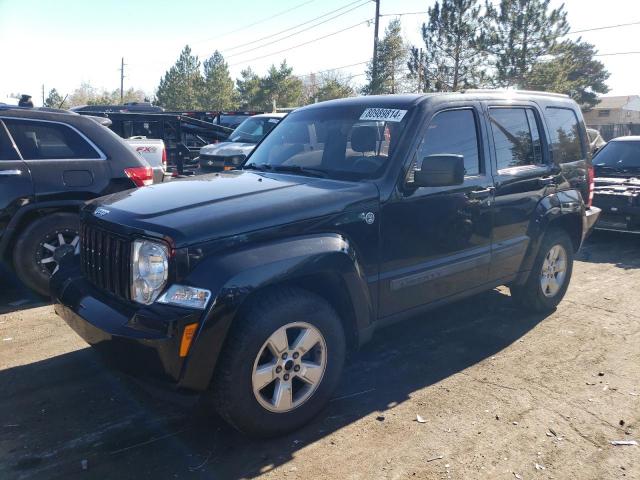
583, 206, 601, 239
51, 257, 215, 391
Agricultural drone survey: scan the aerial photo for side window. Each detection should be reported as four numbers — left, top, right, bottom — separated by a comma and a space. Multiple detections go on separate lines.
3, 119, 101, 160
0, 122, 20, 160
545, 107, 584, 163
489, 107, 544, 171
410, 109, 481, 182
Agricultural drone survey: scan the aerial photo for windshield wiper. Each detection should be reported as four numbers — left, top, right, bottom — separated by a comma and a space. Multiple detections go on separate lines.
242, 163, 271, 172
269, 165, 328, 178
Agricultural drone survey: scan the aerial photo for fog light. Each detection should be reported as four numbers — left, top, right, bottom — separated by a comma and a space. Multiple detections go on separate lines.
180, 323, 198, 357
157, 285, 211, 310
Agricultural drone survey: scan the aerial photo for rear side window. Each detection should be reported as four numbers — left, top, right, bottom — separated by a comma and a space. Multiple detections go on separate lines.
545, 107, 584, 163
416, 109, 481, 177
489, 107, 543, 171
0, 122, 20, 160
3, 119, 101, 160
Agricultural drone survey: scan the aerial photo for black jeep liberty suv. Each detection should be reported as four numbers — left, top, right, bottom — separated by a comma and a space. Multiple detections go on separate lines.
52, 91, 600, 436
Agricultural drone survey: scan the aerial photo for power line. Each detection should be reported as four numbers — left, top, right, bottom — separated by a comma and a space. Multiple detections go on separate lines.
194, 0, 318, 44
594, 50, 640, 56
566, 20, 640, 36
223, 0, 369, 55
229, 19, 372, 67
299, 60, 369, 78
380, 11, 428, 17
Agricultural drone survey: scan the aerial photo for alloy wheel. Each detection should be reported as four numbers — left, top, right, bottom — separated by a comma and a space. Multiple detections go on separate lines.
36, 229, 80, 276
252, 322, 327, 413
540, 244, 567, 298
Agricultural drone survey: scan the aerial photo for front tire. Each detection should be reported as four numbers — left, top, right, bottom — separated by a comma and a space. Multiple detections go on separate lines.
211, 287, 346, 437
510, 229, 574, 313
13, 213, 80, 297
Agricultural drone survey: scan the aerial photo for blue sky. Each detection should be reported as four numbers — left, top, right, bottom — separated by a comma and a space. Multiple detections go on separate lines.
1, 0, 640, 105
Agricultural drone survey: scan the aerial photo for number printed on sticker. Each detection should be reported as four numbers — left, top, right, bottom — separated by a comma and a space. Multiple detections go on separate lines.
359, 108, 407, 123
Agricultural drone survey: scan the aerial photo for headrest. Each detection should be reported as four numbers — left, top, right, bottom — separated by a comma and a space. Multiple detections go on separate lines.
351, 126, 378, 153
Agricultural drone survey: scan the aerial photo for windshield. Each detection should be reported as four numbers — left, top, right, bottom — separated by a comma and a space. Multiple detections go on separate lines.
244, 106, 410, 180
229, 117, 280, 143
219, 114, 252, 128
593, 141, 640, 170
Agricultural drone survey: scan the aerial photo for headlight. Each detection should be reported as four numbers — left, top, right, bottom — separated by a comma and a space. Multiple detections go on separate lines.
227, 155, 246, 166
131, 239, 169, 305
157, 285, 212, 310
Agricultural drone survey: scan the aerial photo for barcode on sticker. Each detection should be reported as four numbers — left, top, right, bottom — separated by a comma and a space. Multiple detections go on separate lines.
360, 108, 407, 123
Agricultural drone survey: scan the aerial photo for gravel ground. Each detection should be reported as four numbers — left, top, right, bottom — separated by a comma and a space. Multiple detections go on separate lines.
0, 231, 638, 480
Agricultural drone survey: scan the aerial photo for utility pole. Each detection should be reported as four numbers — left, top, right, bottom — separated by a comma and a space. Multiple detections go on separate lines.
119, 57, 126, 104
42, 84, 45, 106
372, 0, 381, 91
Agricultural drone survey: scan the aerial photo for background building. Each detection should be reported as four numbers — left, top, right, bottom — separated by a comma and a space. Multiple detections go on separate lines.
583, 95, 640, 140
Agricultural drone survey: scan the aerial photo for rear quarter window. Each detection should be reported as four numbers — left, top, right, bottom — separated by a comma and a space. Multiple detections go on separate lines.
545, 107, 584, 163
4, 119, 101, 160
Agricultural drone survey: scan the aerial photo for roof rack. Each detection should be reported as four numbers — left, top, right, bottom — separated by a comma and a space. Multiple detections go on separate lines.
461, 89, 569, 99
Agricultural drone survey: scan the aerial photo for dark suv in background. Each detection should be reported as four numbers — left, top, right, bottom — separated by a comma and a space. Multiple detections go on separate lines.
52, 91, 600, 436
0, 106, 153, 296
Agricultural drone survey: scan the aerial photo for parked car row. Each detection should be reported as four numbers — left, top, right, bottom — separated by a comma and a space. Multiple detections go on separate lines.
50, 90, 601, 437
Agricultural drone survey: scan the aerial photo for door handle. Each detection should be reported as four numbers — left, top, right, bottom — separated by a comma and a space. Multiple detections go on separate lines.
538, 175, 556, 186
468, 187, 495, 200
0, 169, 22, 176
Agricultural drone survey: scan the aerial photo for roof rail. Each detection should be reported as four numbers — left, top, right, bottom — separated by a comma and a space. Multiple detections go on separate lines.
461, 89, 570, 99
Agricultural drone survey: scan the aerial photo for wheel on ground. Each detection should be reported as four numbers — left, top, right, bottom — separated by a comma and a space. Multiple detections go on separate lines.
211, 287, 346, 437
13, 212, 80, 297
510, 229, 574, 312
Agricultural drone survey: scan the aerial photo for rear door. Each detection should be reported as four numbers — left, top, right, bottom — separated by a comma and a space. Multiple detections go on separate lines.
2, 118, 112, 202
0, 120, 33, 238
484, 102, 558, 280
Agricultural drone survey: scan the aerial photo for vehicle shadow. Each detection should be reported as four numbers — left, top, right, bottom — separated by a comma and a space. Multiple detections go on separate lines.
0, 288, 550, 480
0, 262, 48, 314
577, 230, 640, 269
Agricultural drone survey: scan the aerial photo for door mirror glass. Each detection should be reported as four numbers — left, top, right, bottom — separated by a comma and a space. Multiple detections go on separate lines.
413, 154, 465, 187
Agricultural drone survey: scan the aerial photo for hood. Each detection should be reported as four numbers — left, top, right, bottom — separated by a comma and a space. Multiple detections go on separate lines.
85, 171, 379, 247
199, 142, 255, 157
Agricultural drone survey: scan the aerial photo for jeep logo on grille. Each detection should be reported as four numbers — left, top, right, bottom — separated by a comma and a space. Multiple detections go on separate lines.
94, 208, 110, 217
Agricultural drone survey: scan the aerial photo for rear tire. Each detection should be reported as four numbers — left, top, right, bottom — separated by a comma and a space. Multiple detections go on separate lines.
211, 287, 346, 437
13, 213, 80, 297
510, 229, 574, 313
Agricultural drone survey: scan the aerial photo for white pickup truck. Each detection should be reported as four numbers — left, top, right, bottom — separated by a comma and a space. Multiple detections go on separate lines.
126, 137, 168, 184
86, 115, 168, 184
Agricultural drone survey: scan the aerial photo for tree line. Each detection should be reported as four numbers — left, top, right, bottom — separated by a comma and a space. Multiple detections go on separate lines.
45, 0, 610, 111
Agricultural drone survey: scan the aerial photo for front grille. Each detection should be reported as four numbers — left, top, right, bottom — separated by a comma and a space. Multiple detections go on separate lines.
80, 223, 131, 300
198, 154, 228, 171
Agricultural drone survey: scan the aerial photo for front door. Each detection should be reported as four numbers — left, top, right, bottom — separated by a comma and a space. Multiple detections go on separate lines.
0, 120, 33, 240
379, 106, 494, 318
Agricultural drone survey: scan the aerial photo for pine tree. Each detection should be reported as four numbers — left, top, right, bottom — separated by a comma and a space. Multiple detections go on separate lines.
156, 45, 203, 110
484, 0, 569, 87
363, 19, 409, 95
522, 40, 610, 109
200, 51, 236, 110
259, 61, 303, 110
44, 88, 64, 108
236, 68, 262, 109
408, 0, 487, 92
315, 73, 354, 102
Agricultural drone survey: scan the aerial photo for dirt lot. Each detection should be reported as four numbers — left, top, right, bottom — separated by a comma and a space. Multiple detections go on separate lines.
0, 231, 639, 480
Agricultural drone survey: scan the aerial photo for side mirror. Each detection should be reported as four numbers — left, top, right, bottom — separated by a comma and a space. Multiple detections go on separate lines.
413, 154, 465, 187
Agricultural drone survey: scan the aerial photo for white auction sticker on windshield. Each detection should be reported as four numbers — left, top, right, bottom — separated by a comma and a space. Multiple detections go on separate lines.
359, 108, 407, 123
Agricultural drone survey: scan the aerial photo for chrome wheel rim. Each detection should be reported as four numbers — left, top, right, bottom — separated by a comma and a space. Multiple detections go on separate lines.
540, 244, 567, 298
252, 322, 327, 413
36, 229, 80, 276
